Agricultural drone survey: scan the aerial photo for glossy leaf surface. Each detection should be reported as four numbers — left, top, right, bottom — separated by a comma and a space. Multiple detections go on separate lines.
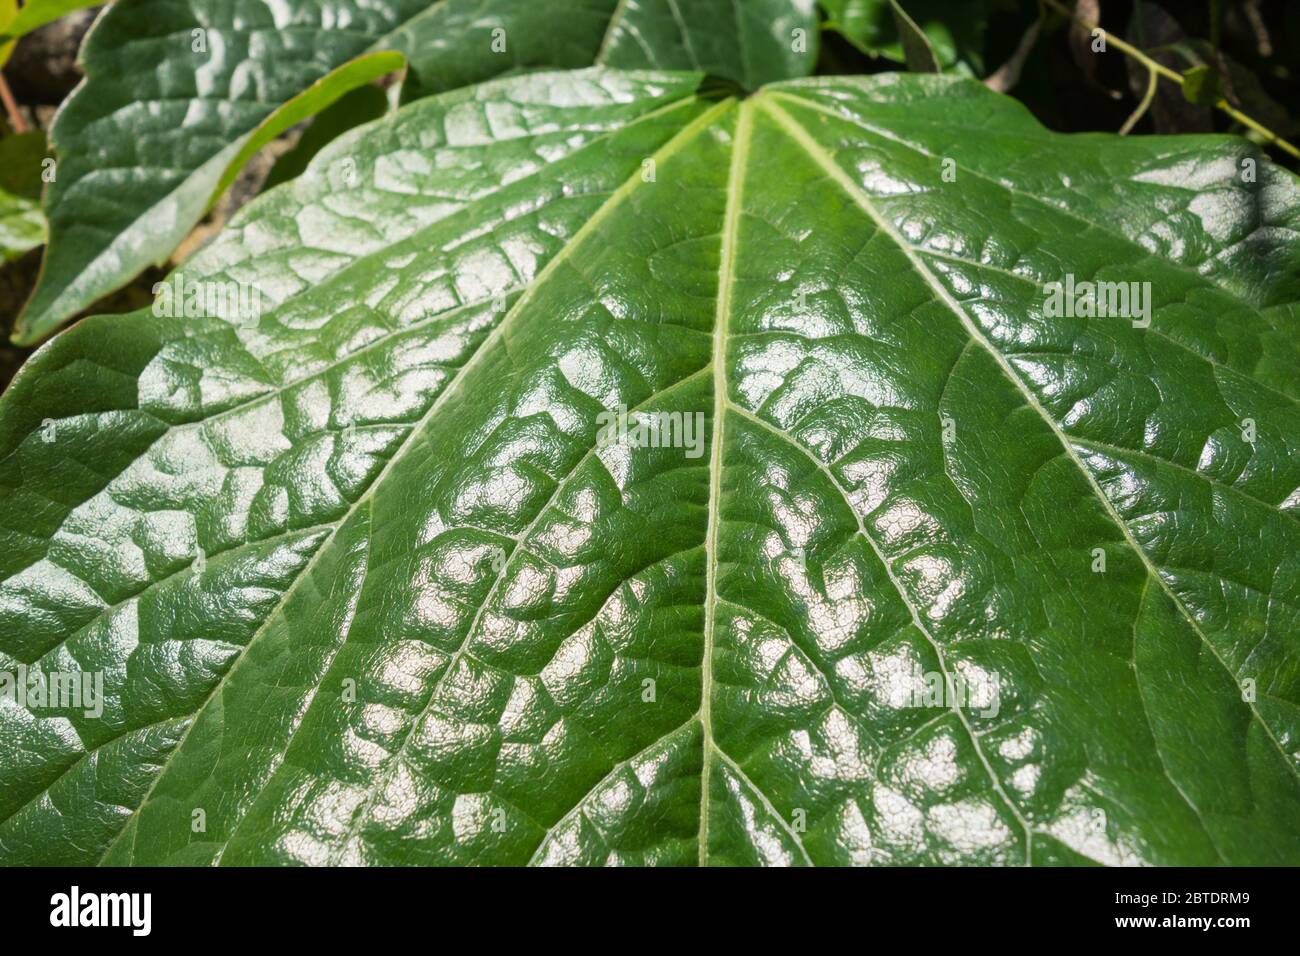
14, 0, 819, 343
1, 70, 1298, 866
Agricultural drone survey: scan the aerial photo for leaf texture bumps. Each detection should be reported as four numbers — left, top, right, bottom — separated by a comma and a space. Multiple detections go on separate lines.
1, 69, 1298, 866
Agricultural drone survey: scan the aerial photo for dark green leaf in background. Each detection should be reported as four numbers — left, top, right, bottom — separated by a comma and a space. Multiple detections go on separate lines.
888, 0, 941, 73
0, 130, 47, 262
1182, 64, 1222, 106
822, 0, 991, 74
13, 0, 819, 344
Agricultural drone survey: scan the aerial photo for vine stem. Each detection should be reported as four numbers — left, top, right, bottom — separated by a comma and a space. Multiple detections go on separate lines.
0, 73, 27, 134
1119, 68, 1157, 136
1041, 0, 1300, 160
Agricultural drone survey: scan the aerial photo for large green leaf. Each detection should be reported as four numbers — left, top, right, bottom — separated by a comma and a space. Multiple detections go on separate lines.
2, 69, 1298, 866
13, 0, 819, 344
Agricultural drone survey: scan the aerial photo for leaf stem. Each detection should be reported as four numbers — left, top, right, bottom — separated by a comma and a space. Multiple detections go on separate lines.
1041, 0, 1300, 159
